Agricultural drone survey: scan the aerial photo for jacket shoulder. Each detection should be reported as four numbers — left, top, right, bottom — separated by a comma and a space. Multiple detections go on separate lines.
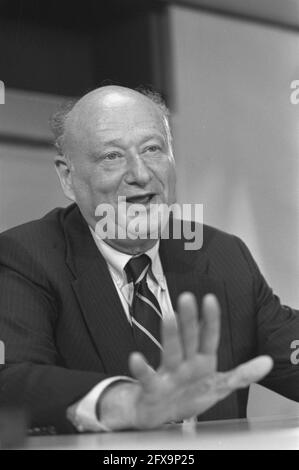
0, 204, 76, 249
0, 205, 79, 278
202, 223, 240, 249
201, 223, 257, 284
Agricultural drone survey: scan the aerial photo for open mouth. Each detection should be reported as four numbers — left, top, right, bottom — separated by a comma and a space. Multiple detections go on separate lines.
125, 194, 155, 204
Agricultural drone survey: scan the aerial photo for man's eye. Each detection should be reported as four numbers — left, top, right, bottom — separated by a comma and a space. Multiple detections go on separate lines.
145, 145, 161, 153
104, 152, 121, 160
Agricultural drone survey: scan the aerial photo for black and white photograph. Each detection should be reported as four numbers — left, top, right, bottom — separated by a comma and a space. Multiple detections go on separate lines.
0, 0, 298, 452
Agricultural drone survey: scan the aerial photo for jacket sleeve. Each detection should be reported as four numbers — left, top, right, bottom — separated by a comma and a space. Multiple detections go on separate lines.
235, 236, 299, 402
0, 234, 107, 434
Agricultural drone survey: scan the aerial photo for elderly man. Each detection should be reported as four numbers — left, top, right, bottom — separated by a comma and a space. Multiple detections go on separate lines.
0, 86, 298, 434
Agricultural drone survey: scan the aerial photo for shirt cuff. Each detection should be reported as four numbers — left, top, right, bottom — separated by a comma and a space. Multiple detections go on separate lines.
66, 376, 134, 432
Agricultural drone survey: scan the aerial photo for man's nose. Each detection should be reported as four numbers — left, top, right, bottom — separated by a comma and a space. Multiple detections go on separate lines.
125, 153, 152, 186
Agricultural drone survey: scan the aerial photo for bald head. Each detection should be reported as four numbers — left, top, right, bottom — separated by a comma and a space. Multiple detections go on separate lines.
50, 85, 172, 158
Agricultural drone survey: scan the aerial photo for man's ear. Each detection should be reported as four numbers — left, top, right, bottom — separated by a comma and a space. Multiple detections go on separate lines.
54, 156, 76, 202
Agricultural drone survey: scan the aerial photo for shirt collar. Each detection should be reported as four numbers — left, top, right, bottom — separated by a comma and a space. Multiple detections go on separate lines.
89, 228, 166, 290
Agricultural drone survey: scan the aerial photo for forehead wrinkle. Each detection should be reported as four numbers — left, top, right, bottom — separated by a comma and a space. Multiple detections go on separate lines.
96, 110, 168, 145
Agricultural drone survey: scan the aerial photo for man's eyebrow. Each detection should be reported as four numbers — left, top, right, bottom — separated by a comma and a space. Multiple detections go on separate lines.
140, 133, 166, 144
100, 138, 124, 147
99, 133, 166, 148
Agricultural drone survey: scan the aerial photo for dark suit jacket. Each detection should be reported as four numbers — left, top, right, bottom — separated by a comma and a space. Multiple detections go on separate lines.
0, 203, 298, 434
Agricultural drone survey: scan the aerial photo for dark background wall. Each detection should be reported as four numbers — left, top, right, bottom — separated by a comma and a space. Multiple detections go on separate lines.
0, 0, 171, 100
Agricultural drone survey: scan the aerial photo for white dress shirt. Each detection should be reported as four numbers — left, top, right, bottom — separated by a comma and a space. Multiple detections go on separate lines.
67, 230, 175, 432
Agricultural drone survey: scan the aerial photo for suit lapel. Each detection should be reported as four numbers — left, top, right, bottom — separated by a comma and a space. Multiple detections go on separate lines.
63, 205, 135, 376
159, 235, 209, 313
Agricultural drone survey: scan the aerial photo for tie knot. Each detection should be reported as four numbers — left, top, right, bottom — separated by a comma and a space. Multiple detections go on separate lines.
125, 254, 151, 285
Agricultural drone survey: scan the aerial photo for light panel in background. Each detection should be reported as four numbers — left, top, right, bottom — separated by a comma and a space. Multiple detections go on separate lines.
0, 89, 69, 231
171, 5, 299, 307
162, 0, 299, 30
0, 144, 68, 232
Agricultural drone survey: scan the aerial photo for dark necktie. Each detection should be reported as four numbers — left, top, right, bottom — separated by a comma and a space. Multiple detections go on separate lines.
125, 254, 162, 369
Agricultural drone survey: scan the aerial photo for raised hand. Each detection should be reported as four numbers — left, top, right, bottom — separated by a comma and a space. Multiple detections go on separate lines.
101, 293, 273, 430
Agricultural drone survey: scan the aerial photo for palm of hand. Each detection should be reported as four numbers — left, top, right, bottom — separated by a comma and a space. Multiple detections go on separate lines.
129, 293, 273, 429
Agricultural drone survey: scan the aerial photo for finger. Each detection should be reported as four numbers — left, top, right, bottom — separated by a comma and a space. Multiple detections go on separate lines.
177, 292, 200, 359
226, 355, 273, 389
161, 315, 183, 371
199, 294, 221, 355
129, 351, 156, 389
